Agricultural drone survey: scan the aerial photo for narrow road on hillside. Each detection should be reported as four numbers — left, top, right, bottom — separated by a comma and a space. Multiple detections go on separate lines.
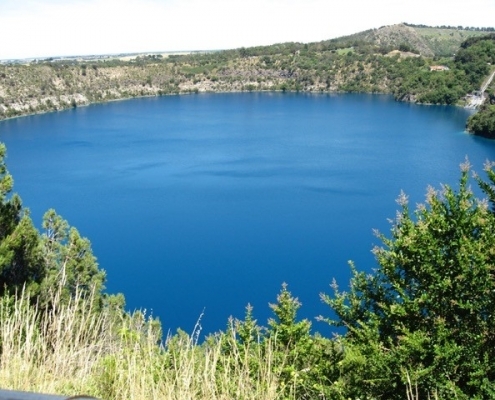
466, 70, 495, 109
481, 69, 495, 93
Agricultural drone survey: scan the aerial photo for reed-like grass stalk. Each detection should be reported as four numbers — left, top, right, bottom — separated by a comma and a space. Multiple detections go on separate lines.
0, 283, 285, 400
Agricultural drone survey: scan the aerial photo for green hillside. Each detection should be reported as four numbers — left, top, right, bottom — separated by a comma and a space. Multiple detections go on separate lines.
1, 24, 494, 126
414, 26, 491, 56
328, 23, 491, 57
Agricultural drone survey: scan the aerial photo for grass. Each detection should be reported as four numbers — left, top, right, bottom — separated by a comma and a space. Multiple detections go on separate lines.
336, 47, 354, 55
415, 27, 487, 56
0, 283, 286, 400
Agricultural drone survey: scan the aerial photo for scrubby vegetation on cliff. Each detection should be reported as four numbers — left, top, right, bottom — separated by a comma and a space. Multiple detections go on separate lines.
467, 103, 495, 137
1, 24, 494, 122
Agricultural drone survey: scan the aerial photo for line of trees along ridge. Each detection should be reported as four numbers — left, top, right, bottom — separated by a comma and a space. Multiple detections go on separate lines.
1, 26, 495, 136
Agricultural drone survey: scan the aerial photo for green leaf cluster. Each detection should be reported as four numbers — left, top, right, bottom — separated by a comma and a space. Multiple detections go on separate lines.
221, 283, 341, 400
0, 143, 44, 295
321, 161, 495, 399
39, 208, 106, 310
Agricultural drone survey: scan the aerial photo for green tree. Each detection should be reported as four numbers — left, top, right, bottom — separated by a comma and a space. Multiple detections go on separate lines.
475, 160, 495, 211
0, 143, 43, 295
321, 161, 495, 399
455, 34, 495, 86
267, 283, 339, 400
467, 104, 495, 138
39, 209, 106, 309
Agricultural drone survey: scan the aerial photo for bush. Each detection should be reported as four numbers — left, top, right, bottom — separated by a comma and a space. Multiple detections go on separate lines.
467, 104, 495, 138
321, 161, 495, 399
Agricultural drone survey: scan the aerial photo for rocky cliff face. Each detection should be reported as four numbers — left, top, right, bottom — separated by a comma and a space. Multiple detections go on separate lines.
0, 24, 492, 121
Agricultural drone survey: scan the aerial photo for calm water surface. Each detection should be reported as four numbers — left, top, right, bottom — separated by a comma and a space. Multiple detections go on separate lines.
1, 93, 494, 336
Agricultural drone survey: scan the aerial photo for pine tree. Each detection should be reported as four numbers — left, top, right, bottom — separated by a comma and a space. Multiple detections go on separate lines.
0, 143, 43, 294
40, 209, 106, 309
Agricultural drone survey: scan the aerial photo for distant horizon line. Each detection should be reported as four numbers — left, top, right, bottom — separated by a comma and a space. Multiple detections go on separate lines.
0, 49, 219, 63
2, 22, 494, 63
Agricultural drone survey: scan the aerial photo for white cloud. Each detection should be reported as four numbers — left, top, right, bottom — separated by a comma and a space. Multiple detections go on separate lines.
0, 0, 494, 59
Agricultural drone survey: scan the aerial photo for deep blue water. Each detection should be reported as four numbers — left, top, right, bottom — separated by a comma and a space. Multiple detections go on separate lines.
1, 93, 494, 337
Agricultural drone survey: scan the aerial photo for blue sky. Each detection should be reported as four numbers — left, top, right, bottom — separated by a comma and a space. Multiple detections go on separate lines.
1, 0, 494, 60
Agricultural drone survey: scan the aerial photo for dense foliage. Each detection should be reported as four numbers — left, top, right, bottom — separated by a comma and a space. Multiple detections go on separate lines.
467, 104, 495, 138
456, 34, 495, 85
320, 161, 495, 399
0, 142, 113, 311
0, 144, 41, 294
394, 34, 495, 105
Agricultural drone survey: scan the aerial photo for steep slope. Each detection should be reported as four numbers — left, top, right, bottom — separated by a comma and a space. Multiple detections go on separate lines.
414, 26, 491, 56
1, 25, 494, 122
325, 23, 490, 57
361, 24, 435, 57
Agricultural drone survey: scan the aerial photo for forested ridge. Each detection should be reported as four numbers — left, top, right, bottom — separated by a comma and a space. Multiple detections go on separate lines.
1, 24, 495, 137
2, 23, 495, 399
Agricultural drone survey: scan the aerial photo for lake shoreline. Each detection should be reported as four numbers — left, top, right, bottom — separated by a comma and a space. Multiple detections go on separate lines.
0, 87, 460, 122
1, 88, 479, 140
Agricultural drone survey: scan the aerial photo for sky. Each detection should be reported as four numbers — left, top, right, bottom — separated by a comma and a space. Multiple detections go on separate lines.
1, 0, 494, 60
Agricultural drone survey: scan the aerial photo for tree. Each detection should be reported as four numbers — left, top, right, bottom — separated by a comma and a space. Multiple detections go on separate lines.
475, 160, 495, 211
222, 284, 341, 399
321, 161, 495, 399
39, 209, 106, 309
0, 142, 111, 313
0, 143, 43, 295
466, 104, 495, 138
267, 284, 339, 400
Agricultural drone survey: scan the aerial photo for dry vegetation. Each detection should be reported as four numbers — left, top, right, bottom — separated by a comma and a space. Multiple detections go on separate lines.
1, 24, 492, 121
0, 283, 285, 399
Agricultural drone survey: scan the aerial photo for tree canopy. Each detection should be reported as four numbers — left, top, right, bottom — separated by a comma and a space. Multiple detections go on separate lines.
0, 143, 107, 310
321, 160, 495, 399
467, 104, 495, 138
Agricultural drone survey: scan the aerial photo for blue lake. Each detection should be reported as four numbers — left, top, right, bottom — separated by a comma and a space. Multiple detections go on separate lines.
1, 93, 494, 337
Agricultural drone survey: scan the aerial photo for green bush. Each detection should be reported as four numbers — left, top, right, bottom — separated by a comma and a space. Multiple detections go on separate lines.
321, 161, 495, 399
467, 104, 495, 137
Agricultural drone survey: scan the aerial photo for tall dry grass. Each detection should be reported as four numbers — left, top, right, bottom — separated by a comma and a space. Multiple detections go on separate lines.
0, 285, 111, 395
0, 284, 284, 400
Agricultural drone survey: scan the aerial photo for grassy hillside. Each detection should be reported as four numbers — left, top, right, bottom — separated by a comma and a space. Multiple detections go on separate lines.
414, 26, 490, 56
331, 24, 490, 57
1, 24, 494, 123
